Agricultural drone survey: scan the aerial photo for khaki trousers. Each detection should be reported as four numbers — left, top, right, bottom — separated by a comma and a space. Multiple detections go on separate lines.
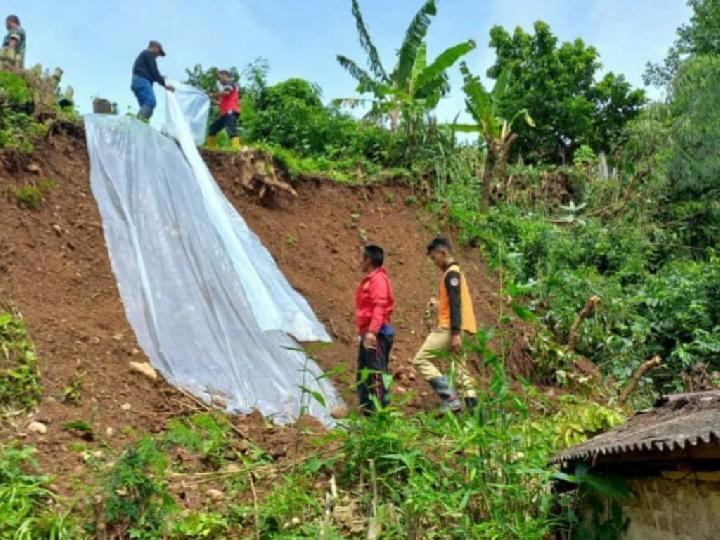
412, 329, 477, 398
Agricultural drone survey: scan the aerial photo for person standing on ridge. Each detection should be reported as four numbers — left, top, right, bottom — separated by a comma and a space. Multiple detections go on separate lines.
2, 15, 26, 68
207, 70, 241, 150
412, 237, 479, 414
131, 41, 174, 121
355, 245, 396, 414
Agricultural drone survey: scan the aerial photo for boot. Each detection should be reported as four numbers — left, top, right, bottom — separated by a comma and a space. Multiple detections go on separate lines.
137, 105, 153, 122
230, 136, 241, 150
429, 376, 462, 414
465, 397, 479, 415
206, 135, 217, 148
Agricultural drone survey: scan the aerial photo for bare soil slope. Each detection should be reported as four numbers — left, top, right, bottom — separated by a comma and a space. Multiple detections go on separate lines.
0, 134, 508, 478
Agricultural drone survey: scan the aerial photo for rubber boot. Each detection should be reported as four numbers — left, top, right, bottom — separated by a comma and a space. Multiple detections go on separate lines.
465, 397, 479, 415
429, 376, 462, 414
230, 136, 241, 150
206, 135, 217, 148
137, 105, 153, 123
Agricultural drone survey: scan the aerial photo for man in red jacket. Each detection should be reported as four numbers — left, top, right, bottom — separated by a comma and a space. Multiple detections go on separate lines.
355, 244, 396, 414
207, 70, 241, 149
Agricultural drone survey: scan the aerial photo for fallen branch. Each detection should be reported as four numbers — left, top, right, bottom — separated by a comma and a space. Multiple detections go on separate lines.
568, 295, 601, 350
619, 356, 662, 405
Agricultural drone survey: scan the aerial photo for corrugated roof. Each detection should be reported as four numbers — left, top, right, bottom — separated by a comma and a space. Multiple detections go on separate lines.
551, 390, 720, 465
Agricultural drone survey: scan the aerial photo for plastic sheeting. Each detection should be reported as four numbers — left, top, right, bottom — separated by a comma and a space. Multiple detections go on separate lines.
162, 81, 209, 145
84, 85, 342, 425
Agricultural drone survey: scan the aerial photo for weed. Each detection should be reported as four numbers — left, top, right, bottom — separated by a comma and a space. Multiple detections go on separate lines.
383, 191, 396, 204
12, 179, 56, 210
283, 234, 298, 248
14, 185, 44, 209
358, 228, 368, 242
0, 443, 81, 538
171, 511, 229, 538
404, 195, 418, 206
62, 370, 85, 405
0, 309, 42, 413
94, 437, 176, 538
62, 420, 95, 441
163, 412, 234, 469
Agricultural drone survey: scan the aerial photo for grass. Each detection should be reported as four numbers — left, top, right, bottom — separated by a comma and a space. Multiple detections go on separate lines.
0, 308, 42, 414
12, 179, 56, 210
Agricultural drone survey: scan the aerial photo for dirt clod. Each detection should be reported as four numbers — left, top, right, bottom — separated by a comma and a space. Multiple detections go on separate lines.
28, 421, 48, 434
129, 361, 157, 381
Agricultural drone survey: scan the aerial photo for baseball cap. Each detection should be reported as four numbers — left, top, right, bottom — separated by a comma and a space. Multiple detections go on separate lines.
148, 40, 166, 56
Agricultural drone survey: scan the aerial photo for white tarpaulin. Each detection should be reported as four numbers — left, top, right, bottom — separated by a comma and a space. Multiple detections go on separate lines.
162, 81, 209, 145
84, 84, 342, 425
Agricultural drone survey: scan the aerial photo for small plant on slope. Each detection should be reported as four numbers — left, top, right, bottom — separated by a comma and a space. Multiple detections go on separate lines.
0, 443, 80, 539
0, 308, 42, 414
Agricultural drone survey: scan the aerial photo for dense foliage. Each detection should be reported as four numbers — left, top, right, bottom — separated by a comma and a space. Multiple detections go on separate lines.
485, 22, 646, 163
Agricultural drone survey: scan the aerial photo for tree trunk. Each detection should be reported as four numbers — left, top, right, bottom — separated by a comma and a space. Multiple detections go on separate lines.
496, 133, 519, 186
481, 139, 497, 209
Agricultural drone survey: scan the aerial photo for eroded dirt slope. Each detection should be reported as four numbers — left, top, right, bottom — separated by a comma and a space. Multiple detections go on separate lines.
0, 134, 506, 479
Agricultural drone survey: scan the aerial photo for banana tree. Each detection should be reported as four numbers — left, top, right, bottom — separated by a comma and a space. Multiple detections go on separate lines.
336, 0, 475, 135
456, 62, 534, 208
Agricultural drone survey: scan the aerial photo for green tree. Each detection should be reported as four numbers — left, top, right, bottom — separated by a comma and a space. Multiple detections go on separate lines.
456, 63, 534, 208
336, 0, 475, 137
664, 55, 720, 249
487, 21, 645, 163
644, 0, 720, 88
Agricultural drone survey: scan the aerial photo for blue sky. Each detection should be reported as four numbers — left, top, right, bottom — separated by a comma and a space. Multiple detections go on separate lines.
7, 1, 689, 122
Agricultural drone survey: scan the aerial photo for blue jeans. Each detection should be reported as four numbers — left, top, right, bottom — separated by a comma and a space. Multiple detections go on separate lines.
131, 76, 156, 119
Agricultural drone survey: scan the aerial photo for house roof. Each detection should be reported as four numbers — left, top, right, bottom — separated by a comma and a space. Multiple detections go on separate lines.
551, 390, 720, 465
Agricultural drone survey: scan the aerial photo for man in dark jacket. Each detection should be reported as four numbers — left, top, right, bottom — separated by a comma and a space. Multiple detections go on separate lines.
131, 41, 174, 120
355, 245, 396, 414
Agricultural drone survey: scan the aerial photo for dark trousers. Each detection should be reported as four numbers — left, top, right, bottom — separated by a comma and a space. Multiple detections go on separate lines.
208, 112, 238, 137
357, 333, 393, 414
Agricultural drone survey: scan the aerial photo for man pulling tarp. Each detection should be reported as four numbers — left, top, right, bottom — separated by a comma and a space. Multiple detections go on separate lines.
131, 40, 175, 120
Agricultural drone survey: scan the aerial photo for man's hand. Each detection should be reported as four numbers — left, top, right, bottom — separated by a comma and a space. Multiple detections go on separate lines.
451, 333, 462, 354
165, 84, 176, 92
363, 332, 378, 350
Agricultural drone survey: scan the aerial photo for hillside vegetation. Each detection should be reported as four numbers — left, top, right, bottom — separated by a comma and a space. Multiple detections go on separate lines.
1, 0, 719, 538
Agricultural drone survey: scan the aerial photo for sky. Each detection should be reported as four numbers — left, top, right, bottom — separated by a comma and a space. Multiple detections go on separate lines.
5, 0, 690, 123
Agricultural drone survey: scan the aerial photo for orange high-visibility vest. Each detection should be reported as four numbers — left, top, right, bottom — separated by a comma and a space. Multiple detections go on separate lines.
437, 263, 477, 334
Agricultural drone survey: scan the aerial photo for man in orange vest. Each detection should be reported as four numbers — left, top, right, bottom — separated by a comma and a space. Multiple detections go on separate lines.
412, 237, 478, 413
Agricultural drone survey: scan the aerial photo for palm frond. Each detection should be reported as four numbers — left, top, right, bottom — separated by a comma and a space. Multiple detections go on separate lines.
491, 67, 511, 104
460, 61, 500, 137
337, 55, 382, 94
395, 0, 437, 87
351, 0, 389, 82
414, 39, 476, 99
451, 123, 482, 133
410, 42, 428, 92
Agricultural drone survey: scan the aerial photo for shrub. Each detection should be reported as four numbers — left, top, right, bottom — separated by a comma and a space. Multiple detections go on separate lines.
95, 437, 176, 538
0, 309, 42, 413
0, 72, 47, 154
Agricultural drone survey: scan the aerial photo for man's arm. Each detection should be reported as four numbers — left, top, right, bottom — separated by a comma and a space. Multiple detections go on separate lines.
445, 271, 463, 353
6, 35, 19, 50
445, 271, 462, 335
368, 275, 390, 335
144, 51, 166, 87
